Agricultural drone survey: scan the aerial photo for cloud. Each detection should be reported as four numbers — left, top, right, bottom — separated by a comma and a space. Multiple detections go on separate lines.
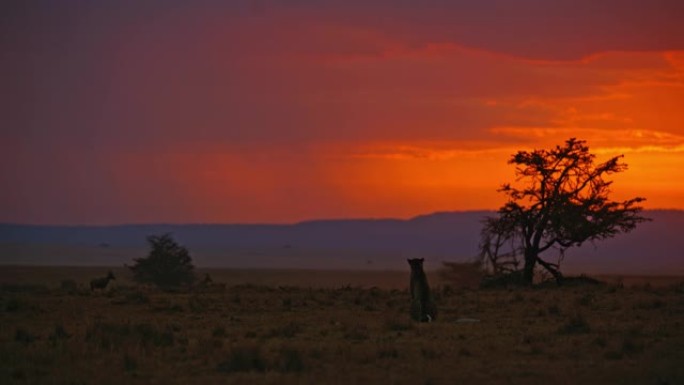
5, 3, 684, 146
3, 1, 684, 223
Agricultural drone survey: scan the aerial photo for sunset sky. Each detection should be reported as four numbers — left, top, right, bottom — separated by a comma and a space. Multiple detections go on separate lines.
3, 0, 684, 224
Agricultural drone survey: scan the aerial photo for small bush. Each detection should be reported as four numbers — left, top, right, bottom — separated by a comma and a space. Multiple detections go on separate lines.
216, 345, 306, 374
123, 353, 138, 372
675, 280, 684, 293
1, 284, 49, 294
636, 299, 666, 310
562, 275, 605, 286
384, 318, 413, 332
85, 322, 127, 350
266, 322, 302, 339
152, 300, 183, 313
127, 234, 195, 289
125, 290, 150, 305
621, 337, 644, 356
49, 324, 71, 343
576, 292, 596, 307
421, 347, 441, 359
277, 347, 305, 373
109, 286, 150, 305
342, 324, 369, 341
135, 323, 174, 348
244, 331, 257, 339
377, 347, 399, 359
212, 326, 227, 338
3, 297, 42, 314
217, 345, 266, 373
86, 322, 174, 350
188, 295, 211, 313
604, 351, 623, 360
60, 279, 79, 294
480, 271, 526, 289
439, 261, 485, 289
15, 329, 36, 345
558, 313, 591, 334
593, 336, 607, 348
547, 303, 561, 316
5, 297, 26, 312
282, 298, 292, 309
458, 347, 473, 357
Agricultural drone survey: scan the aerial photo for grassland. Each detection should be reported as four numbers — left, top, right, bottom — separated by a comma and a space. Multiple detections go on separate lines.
1, 266, 683, 385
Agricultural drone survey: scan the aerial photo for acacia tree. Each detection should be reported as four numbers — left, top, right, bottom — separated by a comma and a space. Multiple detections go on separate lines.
480, 138, 649, 285
478, 215, 521, 276
128, 233, 195, 289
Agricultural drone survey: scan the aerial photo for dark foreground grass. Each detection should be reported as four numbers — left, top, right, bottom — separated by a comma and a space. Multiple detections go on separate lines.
1, 271, 683, 385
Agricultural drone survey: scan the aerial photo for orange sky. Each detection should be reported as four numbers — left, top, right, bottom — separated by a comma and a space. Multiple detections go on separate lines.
2, 1, 684, 224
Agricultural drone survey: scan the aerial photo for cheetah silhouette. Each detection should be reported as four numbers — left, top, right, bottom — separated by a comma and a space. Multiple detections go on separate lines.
407, 258, 437, 322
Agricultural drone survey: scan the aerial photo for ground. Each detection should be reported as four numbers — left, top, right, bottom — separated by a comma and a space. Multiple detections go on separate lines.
1, 267, 683, 385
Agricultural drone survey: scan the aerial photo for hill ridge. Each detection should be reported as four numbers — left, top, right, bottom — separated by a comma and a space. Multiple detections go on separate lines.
0, 210, 681, 274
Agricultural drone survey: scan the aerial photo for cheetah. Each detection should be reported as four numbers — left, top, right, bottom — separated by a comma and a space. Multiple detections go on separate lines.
407, 258, 437, 322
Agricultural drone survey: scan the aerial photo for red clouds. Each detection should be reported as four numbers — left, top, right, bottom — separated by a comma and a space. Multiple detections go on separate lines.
2, 1, 684, 223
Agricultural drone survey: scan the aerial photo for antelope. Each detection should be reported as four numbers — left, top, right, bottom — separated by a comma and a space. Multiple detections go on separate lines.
90, 271, 115, 291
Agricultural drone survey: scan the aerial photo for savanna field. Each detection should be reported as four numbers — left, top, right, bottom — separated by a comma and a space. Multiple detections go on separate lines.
1, 267, 683, 385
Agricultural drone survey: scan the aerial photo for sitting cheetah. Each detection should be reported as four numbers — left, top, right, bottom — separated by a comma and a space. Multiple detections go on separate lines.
407, 258, 437, 322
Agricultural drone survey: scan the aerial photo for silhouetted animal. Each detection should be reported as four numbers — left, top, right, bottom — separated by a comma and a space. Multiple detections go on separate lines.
90, 271, 115, 291
408, 258, 437, 322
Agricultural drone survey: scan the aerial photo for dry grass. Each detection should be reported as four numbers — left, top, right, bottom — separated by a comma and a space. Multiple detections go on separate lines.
1, 267, 683, 384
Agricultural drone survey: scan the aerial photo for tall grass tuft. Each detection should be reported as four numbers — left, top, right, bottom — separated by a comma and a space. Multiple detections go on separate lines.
558, 313, 591, 334
216, 345, 266, 373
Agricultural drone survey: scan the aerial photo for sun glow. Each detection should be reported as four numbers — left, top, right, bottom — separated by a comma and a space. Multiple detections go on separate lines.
4, 3, 684, 224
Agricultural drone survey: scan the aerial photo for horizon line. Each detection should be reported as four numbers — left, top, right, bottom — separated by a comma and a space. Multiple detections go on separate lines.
1, 208, 681, 228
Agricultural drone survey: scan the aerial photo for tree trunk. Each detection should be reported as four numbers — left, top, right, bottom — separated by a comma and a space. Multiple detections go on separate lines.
536, 257, 564, 284
522, 249, 537, 285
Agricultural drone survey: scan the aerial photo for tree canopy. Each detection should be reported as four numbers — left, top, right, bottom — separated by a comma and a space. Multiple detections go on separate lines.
128, 233, 195, 289
480, 138, 649, 285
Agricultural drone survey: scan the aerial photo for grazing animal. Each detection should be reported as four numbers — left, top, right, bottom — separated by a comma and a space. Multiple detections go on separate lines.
408, 258, 437, 322
90, 271, 115, 291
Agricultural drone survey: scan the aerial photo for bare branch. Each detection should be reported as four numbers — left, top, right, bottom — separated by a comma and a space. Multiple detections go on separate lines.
479, 137, 649, 285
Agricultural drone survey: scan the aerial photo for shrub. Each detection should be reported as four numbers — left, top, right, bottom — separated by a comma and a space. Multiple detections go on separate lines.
342, 324, 369, 341
1, 284, 49, 294
124, 290, 151, 304
377, 347, 399, 359
558, 313, 591, 334
127, 234, 195, 289
266, 322, 302, 339
277, 347, 305, 373
49, 324, 71, 344
5, 297, 26, 312
216, 345, 306, 374
439, 261, 485, 289
14, 329, 36, 345
621, 337, 644, 356
123, 353, 138, 372
217, 345, 266, 373
384, 318, 413, 332
212, 326, 226, 338
85, 321, 174, 350
59, 279, 79, 294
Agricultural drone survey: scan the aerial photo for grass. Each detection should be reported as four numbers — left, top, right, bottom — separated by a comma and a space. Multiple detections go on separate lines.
216, 345, 267, 373
557, 312, 591, 334
0, 267, 683, 384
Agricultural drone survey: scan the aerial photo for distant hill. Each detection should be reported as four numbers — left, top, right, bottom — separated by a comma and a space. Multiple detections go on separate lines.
0, 210, 681, 274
